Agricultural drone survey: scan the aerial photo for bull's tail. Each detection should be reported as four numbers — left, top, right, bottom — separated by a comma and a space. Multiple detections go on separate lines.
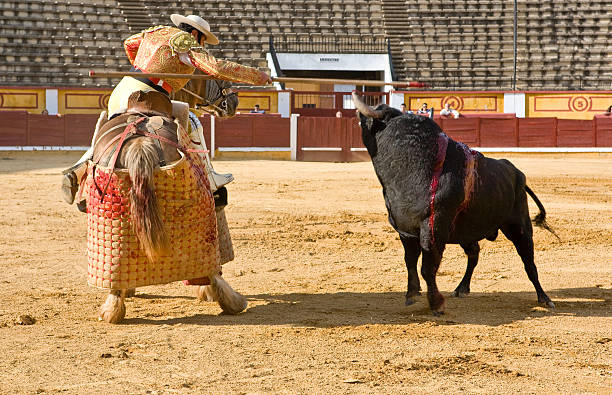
124, 138, 169, 260
525, 185, 560, 240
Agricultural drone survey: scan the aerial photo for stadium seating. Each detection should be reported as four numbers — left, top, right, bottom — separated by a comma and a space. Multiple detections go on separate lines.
0, 0, 130, 87
0, 0, 609, 90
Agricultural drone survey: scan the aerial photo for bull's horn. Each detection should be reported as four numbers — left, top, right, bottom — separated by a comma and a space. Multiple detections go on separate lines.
352, 91, 383, 118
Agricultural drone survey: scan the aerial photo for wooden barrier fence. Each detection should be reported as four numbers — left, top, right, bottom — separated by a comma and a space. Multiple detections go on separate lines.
0, 112, 611, 162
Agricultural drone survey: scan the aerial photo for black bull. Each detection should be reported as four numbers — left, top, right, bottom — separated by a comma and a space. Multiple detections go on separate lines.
352, 92, 558, 315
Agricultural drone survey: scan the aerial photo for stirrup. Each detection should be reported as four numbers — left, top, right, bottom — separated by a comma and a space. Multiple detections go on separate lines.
211, 171, 234, 190
61, 172, 79, 204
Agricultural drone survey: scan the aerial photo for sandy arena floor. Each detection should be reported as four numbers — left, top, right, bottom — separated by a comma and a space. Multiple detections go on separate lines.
0, 151, 610, 394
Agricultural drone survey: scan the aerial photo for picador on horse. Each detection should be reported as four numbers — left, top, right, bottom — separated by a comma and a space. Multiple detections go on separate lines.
61, 14, 272, 323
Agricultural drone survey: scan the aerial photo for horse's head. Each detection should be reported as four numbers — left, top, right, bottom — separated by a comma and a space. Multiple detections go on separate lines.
174, 77, 238, 118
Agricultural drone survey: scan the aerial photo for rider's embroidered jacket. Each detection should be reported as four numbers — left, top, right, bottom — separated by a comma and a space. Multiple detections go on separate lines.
123, 25, 268, 92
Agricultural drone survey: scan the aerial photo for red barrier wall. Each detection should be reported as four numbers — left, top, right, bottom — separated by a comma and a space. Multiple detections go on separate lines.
439, 117, 480, 146
518, 118, 557, 147
64, 114, 99, 146
0, 111, 27, 146
556, 119, 595, 147
199, 114, 211, 148
28, 114, 65, 146
594, 115, 612, 146
215, 114, 289, 148
297, 117, 366, 161
0, 112, 98, 146
480, 118, 518, 147
1, 111, 611, 151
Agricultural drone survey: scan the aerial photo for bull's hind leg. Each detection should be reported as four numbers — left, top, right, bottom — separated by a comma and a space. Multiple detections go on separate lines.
453, 242, 480, 297
421, 246, 446, 315
208, 274, 247, 314
501, 223, 555, 308
99, 289, 127, 324
400, 235, 422, 306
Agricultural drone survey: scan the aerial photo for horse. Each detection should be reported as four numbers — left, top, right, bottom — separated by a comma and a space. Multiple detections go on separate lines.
171, 70, 239, 118
90, 90, 246, 323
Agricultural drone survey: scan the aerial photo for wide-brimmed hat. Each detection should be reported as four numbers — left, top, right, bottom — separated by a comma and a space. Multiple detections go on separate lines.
170, 14, 219, 45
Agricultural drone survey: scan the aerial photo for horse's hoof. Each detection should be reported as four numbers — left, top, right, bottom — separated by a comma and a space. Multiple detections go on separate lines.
432, 310, 445, 317
405, 298, 416, 306
99, 292, 126, 324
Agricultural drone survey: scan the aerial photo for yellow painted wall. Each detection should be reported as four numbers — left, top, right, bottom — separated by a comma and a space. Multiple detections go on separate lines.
3, 88, 611, 119
402, 92, 504, 114
0, 88, 111, 114
0, 88, 45, 113
0, 88, 280, 115
526, 92, 612, 120
58, 88, 112, 114
236, 91, 278, 114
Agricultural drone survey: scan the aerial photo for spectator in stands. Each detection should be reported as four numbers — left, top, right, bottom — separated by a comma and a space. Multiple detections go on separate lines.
417, 103, 433, 118
250, 104, 265, 114
440, 103, 460, 119
399, 103, 413, 114
41, 109, 49, 115
336, 110, 343, 118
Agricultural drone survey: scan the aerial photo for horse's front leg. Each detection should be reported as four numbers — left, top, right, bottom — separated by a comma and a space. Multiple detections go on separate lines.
207, 274, 247, 315
195, 285, 217, 302
99, 289, 127, 323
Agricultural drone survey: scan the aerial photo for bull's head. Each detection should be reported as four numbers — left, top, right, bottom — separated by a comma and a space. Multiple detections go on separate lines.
351, 91, 403, 123
352, 91, 403, 157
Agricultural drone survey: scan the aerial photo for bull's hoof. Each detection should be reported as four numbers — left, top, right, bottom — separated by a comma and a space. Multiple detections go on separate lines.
538, 294, 555, 309
539, 299, 555, 309
428, 293, 445, 315
405, 297, 416, 306
452, 287, 470, 298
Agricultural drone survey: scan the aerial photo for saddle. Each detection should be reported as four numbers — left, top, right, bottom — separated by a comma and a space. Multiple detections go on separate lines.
92, 91, 180, 168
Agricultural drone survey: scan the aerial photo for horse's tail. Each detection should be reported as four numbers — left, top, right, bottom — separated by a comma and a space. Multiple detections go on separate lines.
124, 138, 168, 260
525, 185, 560, 241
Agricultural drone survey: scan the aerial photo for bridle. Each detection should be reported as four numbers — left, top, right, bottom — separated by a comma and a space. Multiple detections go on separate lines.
196, 79, 237, 116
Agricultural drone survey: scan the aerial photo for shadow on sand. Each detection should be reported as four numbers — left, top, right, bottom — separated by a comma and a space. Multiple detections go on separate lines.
122, 286, 611, 327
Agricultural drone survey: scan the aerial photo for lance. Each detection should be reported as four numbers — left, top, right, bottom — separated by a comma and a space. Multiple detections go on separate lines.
88, 70, 428, 88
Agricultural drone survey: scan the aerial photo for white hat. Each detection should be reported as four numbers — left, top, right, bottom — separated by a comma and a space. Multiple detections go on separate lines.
170, 14, 219, 45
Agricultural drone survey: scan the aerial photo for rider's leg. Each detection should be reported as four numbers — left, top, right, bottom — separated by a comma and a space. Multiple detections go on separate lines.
62, 78, 154, 205
61, 110, 107, 204
185, 110, 233, 191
